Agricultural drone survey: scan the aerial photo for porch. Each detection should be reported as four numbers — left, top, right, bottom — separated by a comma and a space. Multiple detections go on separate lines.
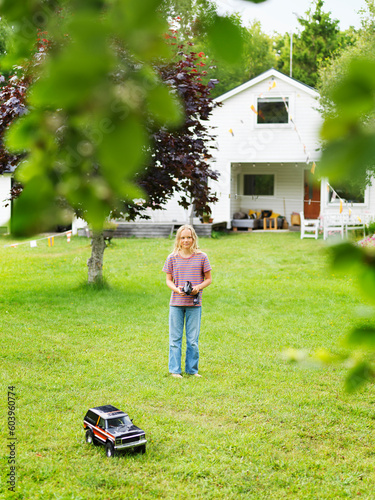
229, 162, 320, 230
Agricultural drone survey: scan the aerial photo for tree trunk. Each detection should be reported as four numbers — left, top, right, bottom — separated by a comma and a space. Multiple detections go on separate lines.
87, 230, 106, 284
189, 202, 195, 226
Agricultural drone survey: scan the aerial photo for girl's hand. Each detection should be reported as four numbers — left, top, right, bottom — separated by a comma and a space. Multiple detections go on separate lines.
176, 287, 185, 296
192, 286, 200, 295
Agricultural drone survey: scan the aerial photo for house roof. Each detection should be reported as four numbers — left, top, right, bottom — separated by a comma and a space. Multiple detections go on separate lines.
214, 68, 320, 103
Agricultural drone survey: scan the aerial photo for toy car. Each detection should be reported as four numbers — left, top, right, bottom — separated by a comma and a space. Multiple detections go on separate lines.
83, 405, 147, 457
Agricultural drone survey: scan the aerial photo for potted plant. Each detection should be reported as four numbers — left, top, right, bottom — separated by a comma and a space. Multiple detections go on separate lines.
202, 211, 213, 223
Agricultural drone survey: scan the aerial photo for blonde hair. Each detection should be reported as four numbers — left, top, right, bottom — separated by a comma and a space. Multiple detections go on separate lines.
173, 225, 199, 254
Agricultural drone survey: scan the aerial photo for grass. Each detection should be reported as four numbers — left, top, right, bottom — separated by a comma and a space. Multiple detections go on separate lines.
0, 231, 374, 499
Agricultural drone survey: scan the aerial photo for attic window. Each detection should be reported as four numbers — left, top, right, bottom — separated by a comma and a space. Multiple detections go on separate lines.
257, 97, 289, 124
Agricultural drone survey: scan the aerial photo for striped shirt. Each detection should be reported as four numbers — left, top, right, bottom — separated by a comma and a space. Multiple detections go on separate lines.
163, 252, 212, 306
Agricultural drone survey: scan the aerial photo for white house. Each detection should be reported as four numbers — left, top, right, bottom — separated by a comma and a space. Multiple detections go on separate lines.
208, 68, 321, 226
143, 68, 375, 228
207, 68, 375, 227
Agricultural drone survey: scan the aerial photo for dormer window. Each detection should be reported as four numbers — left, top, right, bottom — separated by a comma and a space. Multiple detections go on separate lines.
257, 97, 289, 124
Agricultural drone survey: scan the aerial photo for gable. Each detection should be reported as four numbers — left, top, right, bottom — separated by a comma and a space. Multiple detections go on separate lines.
216, 68, 319, 103
208, 69, 322, 164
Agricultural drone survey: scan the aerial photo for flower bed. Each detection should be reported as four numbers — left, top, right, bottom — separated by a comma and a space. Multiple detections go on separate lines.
358, 234, 375, 247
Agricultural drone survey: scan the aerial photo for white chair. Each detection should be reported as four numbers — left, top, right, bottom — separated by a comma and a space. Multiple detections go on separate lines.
300, 212, 320, 239
322, 214, 344, 240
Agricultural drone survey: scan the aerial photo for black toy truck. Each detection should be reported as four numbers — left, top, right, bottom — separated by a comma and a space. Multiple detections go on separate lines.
83, 405, 147, 457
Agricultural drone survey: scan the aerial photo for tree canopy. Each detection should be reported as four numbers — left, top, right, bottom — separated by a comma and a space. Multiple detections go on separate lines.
318, 0, 375, 120
124, 45, 220, 221
276, 0, 352, 88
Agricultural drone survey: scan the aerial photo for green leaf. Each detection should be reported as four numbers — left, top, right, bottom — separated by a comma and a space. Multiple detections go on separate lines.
330, 242, 364, 273
345, 361, 374, 393
4, 113, 42, 153
330, 58, 375, 119
357, 266, 375, 305
77, 192, 111, 231
146, 84, 183, 126
207, 15, 243, 65
110, 0, 171, 61
329, 243, 375, 305
0, 0, 40, 22
15, 155, 47, 184
319, 133, 375, 182
346, 327, 375, 349
0, 0, 48, 67
97, 114, 148, 195
320, 115, 354, 142
0, 27, 37, 68
30, 14, 113, 109
11, 176, 63, 236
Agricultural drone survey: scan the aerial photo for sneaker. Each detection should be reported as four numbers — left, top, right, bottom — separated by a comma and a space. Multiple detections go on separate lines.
171, 373, 182, 378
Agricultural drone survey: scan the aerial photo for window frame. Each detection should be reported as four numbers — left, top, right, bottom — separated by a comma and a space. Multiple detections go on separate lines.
242, 173, 276, 198
328, 183, 368, 207
254, 94, 293, 129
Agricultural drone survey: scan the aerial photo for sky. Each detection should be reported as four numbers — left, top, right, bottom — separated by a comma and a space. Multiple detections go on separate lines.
214, 0, 369, 34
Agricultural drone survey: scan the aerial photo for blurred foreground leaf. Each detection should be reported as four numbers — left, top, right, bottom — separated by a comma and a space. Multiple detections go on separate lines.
11, 176, 68, 236
207, 15, 243, 65
346, 327, 375, 350
330, 242, 375, 304
330, 242, 364, 272
345, 361, 374, 393
312, 348, 340, 365
320, 58, 375, 183
330, 59, 375, 120
146, 84, 183, 126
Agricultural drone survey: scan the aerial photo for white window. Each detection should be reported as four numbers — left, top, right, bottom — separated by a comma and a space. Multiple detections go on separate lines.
257, 97, 289, 124
329, 182, 365, 205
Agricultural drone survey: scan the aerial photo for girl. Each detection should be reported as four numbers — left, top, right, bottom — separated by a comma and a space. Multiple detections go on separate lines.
163, 225, 212, 378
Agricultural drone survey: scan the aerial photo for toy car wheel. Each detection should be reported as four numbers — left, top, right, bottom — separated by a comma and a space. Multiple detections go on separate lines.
85, 430, 94, 445
105, 441, 115, 458
137, 444, 146, 454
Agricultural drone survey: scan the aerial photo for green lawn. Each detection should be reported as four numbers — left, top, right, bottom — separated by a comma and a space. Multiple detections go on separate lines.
0, 232, 374, 499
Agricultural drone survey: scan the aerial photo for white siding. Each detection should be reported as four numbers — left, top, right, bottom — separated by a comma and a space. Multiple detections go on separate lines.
72, 216, 87, 235
0, 175, 11, 231
209, 160, 231, 224
141, 195, 191, 223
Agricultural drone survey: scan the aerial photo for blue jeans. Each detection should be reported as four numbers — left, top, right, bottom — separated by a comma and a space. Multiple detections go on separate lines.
169, 306, 202, 375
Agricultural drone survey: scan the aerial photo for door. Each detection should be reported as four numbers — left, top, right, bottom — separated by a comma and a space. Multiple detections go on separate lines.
304, 170, 320, 219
